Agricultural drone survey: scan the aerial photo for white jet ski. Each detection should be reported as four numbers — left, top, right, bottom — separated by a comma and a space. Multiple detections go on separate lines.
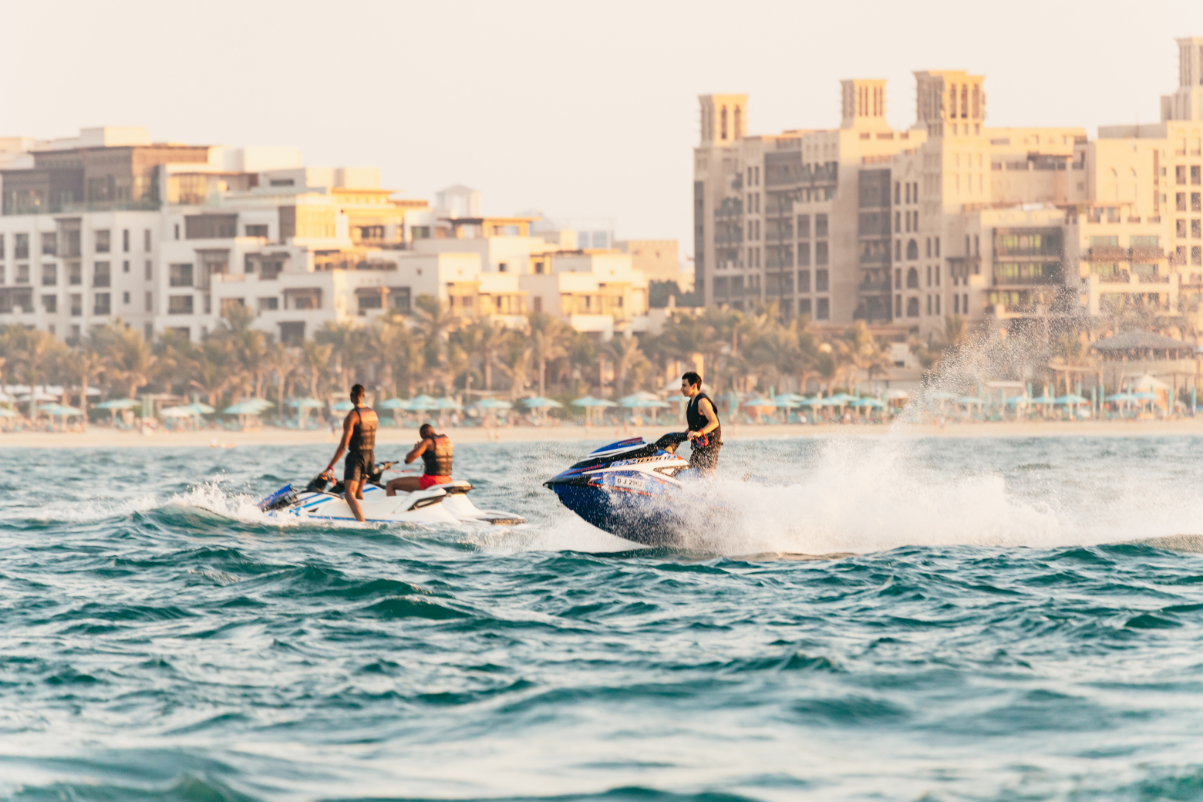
257, 462, 524, 526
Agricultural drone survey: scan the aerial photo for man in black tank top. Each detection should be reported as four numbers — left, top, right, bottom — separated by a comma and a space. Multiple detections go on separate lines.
325, 384, 377, 522
681, 371, 722, 474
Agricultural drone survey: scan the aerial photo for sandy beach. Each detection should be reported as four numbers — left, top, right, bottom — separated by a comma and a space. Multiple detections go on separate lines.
5, 418, 1203, 448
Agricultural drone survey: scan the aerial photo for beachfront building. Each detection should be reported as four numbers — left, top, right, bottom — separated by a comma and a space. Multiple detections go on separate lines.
0, 131, 660, 343
692, 37, 1203, 340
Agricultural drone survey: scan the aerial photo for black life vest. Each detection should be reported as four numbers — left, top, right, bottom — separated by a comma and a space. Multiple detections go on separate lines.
421, 434, 454, 476
348, 407, 376, 454
686, 392, 722, 446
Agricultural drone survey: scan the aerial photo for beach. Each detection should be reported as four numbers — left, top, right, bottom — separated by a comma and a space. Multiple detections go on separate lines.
5, 417, 1203, 448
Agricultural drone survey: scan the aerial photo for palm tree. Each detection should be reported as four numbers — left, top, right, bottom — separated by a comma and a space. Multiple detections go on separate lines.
606, 335, 650, 397
61, 340, 107, 423
315, 321, 368, 392
269, 343, 304, 421
529, 313, 568, 397
842, 321, 893, 387
301, 340, 334, 400
458, 320, 510, 392
8, 328, 66, 418
498, 344, 533, 400
189, 339, 238, 407
414, 294, 457, 370
102, 323, 157, 400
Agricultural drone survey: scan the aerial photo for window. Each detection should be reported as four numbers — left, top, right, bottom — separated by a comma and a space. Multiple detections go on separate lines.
815, 214, 828, 237
41, 232, 57, 255
122, 291, 130, 304
906, 267, 919, 288
927, 295, 932, 315
816, 298, 829, 320
95, 230, 110, 253
895, 295, 901, 317
67, 261, 81, 285
93, 261, 110, 287
1194, 166, 1202, 185
0, 264, 5, 283
906, 297, 919, 317
1194, 246, 1202, 266
974, 235, 980, 255
1132, 235, 1160, 247
1177, 166, 1188, 185
926, 265, 932, 287
815, 270, 828, 292
174, 223, 180, 240
815, 242, 828, 265
15, 233, 29, 259
954, 294, 960, 314
121, 260, 128, 273
907, 240, 918, 260
797, 243, 810, 266
926, 237, 932, 257
895, 240, 901, 260
144, 229, 152, 251
94, 292, 111, 315
1195, 220, 1202, 239
144, 323, 153, 341
1179, 193, 1189, 211
185, 215, 237, 239
245, 224, 269, 238
122, 229, 130, 253
895, 182, 901, 204
797, 215, 810, 238
145, 291, 153, 312
42, 264, 56, 286
797, 270, 811, 292
1194, 193, 1203, 212
799, 298, 812, 316
935, 265, 941, 286
1091, 235, 1119, 247
257, 296, 279, 311
895, 268, 901, 289
936, 295, 941, 314
935, 237, 940, 257
896, 211, 902, 232
70, 293, 82, 316
168, 295, 194, 314
16, 264, 29, 283
145, 260, 153, 280
42, 294, 57, 313
0, 234, 4, 258
169, 263, 194, 287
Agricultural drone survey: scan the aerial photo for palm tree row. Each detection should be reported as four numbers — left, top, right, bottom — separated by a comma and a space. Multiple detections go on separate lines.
0, 296, 904, 418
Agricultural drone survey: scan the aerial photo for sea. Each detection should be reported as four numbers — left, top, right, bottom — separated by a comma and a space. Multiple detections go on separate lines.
4, 434, 1203, 801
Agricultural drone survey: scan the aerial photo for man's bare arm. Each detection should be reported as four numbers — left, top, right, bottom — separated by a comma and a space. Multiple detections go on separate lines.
404, 439, 429, 464
325, 412, 356, 472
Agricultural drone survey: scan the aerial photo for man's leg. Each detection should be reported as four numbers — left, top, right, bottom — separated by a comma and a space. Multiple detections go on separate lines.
386, 476, 423, 496
689, 444, 721, 475
345, 478, 366, 522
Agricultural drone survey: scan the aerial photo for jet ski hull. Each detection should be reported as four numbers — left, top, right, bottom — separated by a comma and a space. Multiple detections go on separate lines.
548, 480, 688, 546
258, 480, 524, 526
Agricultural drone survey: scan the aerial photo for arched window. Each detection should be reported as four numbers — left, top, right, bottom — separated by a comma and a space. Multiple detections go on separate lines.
906, 267, 919, 289
949, 84, 957, 118
906, 239, 919, 260
906, 297, 920, 317
733, 106, 742, 140
721, 106, 728, 140
961, 85, 969, 118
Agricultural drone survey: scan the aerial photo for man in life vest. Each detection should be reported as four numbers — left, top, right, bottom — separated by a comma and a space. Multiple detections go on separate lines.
681, 371, 722, 474
387, 423, 454, 495
324, 383, 377, 522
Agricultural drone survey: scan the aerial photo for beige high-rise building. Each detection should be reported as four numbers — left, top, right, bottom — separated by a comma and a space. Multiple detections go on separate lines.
693, 37, 1203, 338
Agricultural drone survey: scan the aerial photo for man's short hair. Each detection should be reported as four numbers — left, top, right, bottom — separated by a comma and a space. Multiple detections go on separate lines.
682, 371, 702, 388
350, 383, 365, 400
419, 423, 435, 437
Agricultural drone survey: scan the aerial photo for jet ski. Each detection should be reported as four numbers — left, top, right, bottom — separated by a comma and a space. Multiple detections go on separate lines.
544, 433, 719, 546
257, 461, 525, 526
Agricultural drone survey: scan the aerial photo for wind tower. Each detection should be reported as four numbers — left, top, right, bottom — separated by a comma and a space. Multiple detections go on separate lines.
913, 70, 986, 137
1162, 37, 1203, 121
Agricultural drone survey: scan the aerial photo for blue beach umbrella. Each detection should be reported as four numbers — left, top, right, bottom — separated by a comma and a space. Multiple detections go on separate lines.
330, 400, 354, 412
288, 397, 326, 409
476, 398, 514, 410
1055, 394, 1089, 406
408, 395, 439, 411
96, 398, 140, 410
376, 398, 411, 410
522, 396, 563, 409
572, 396, 616, 408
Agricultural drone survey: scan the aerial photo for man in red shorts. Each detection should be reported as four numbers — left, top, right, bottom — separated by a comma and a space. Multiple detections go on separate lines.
386, 423, 454, 495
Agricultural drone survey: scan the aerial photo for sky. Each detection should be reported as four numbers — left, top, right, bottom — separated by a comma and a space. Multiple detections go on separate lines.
6, 0, 1203, 262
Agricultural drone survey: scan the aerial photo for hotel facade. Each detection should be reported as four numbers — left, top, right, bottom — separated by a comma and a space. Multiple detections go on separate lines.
693, 37, 1203, 338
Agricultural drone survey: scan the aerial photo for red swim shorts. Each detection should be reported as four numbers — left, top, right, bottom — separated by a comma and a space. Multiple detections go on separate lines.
419, 474, 452, 490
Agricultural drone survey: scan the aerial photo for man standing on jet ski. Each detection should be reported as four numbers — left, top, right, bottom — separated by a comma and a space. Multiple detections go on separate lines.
385, 423, 454, 496
322, 383, 377, 522
681, 371, 722, 474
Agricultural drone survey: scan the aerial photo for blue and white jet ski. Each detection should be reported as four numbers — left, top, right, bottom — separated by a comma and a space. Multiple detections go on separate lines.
544, 433, 718, 546
257, 462, 525, 526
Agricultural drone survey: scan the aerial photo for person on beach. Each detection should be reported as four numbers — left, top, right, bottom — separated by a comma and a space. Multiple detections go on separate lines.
681, 371, 722, 474
323, 384, 377, 522
386, 423, 454, 495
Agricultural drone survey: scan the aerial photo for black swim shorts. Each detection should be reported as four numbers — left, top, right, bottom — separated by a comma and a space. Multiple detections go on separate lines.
688, 443, 721, 474
344, 450, 375, 484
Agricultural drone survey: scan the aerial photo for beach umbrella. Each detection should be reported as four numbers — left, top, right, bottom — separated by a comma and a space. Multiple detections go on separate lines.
432, 397, 463, 410
572, 396, 616, 408
1132, 391, 1159, 401
288, 397, 326, 409
1005, 396, 1030, 406
186, 401, 216, 414
884, 389, 910, 400
407, 395, 440, 411
620, 397, 670, 408
851, 397, 884, 408
828, 393, 858, 403
522, 396, 563, 409
376, 397, 410, 410
1104, 393, 1135, 402
331, 400, 354, 412
955, 396, 984, 405
476, 398, 514, 410
160, 405, 198, 418
1054, 394, 1089, 406
771, 397, 802, 409
39, 403, 83, 417
928, 391, 961, 401
0, 407, 18, 418
740, 396, 775, 408
799, 396, 826, 407
224, 400, 267, 415
96, 398, 140, 410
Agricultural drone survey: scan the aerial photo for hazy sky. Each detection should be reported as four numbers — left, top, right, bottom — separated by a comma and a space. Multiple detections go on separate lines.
7, 0, 1203, 260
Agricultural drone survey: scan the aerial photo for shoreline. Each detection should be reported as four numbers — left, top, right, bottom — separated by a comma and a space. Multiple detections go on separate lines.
5, 418, 1203, 448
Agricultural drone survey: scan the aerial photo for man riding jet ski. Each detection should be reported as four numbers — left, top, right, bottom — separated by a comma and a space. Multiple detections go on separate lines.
544, 372, 727, 545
